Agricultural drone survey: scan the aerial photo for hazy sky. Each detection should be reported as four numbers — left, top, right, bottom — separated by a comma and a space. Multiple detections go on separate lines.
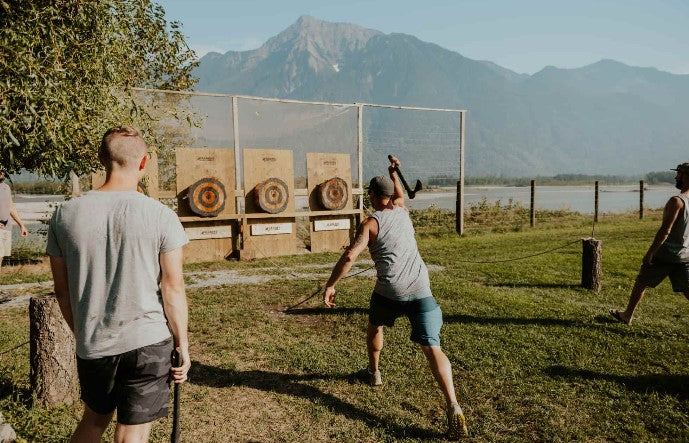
157, 0, 688, 75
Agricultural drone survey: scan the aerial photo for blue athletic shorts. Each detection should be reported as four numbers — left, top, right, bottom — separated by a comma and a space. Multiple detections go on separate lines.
369, 291, 443, 346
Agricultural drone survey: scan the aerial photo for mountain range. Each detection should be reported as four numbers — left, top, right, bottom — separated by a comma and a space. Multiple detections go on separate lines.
194, 15, 689, 177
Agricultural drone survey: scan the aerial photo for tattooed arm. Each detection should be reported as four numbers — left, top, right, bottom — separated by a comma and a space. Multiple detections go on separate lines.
323, 219, 373, 307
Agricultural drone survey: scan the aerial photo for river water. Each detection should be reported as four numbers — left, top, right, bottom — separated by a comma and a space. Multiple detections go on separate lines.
404, 184, 676, 214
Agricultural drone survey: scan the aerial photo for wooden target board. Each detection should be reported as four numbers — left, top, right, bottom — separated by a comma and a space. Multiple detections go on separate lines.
91, 150, 159, 199
176, 148, 236, 263
307, 153, 356, 253
242, 148, 297, 259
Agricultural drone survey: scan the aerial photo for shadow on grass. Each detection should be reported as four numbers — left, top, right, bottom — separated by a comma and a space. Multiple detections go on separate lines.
0, 375, 32, 406
544, 365, 689, 401
284, 307, 368, 316
443, 313, 588, 327
189, 362, 441, 440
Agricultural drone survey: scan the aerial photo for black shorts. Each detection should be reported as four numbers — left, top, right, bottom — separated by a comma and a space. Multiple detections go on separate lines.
76, 337, 174, 425
636, 261, 689, 293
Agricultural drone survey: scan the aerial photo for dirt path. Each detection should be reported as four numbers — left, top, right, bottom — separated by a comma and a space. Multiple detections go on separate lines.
0, 261, 445, 310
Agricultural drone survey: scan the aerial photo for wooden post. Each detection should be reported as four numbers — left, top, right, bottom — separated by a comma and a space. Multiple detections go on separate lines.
594, 181, 599, 223
232, 96, 242, 215
456, 111, 465, 235
30, 296, 79, 407
639, 180, 644, 219
530, 180, 536, 227
581, 238, 602, 291
456, 180, 463, 234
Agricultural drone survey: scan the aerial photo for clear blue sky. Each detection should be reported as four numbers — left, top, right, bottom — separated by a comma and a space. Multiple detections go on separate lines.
157, 0, 688, 75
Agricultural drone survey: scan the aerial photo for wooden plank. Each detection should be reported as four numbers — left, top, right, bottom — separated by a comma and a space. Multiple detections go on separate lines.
307, 153, 355, 253
175, 148, 235, 217
242, 148, 297, 258
178, 208, 363, 223
181, 220, 237, 263
185, 225, 232, 240
314, 218, 351, 232
250, 223, 293, 236
91, 150, 159, 199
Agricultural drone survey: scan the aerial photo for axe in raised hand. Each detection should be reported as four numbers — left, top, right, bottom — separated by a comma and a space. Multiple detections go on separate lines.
388, 155, 422, 199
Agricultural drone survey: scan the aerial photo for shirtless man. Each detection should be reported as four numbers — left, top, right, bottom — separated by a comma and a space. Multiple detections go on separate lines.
610, 162, 689, 325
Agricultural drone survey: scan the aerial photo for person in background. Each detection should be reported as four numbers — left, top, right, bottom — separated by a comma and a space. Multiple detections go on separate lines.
47, 126, 190, 442
0, 168, 28, 269
323, 156, 469, 440
610, 162, 689, 325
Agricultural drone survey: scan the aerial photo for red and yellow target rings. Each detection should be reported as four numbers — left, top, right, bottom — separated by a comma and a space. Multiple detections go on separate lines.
188, 177, 226, 217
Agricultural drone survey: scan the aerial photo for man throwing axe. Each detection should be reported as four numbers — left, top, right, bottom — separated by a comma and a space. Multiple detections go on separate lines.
323, 156, 468, 439
47, 126, 190, 442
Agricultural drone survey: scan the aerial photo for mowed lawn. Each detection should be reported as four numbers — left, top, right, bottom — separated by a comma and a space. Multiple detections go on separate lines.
2, 209, 689, 441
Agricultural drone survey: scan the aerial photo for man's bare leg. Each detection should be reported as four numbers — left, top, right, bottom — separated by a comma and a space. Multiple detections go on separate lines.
366, 322, 383, 372
114, 422, 153, 443
420, 345, 458, 407
611, 280, 647, 325
71, 404, 114, 443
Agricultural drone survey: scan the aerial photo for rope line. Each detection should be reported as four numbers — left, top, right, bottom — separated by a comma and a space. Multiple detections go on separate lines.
452, 238, 581, 264
0, 339, 29, 357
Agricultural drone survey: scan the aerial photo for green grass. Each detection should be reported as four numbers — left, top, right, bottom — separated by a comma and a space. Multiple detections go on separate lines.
2, 208, 689, 441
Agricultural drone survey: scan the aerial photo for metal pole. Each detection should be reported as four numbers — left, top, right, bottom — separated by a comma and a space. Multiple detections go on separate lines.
594, 181, 599, 223
530, 180, 535, 227
357, 104, 363, 210
639, 180, 644, 219
456, 111, 465, 235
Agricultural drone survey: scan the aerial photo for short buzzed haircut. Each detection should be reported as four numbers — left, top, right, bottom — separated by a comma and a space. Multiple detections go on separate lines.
99, 126, 147, 170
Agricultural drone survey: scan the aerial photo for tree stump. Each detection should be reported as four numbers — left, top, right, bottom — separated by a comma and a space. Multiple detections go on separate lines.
581, 238, 602, 291
29, 296, 79, 407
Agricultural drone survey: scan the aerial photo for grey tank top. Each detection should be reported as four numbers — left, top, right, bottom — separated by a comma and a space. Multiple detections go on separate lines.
657, 193, 689, 263
369, 206, 430, 300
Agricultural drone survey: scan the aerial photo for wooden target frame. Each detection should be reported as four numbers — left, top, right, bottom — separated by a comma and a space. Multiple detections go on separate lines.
176, 148, 237, 263
91, 150, 160, 199
242, 148, 297, 259
307, 153, 356, 253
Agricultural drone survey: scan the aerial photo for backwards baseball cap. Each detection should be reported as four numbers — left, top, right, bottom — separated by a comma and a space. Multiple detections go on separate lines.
367, 175, 395, 197
672, 163, 689, 174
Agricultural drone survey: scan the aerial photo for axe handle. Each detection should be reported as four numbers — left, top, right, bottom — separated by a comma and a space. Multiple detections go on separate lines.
387, 155, 414, 195
171, 349, 181, 443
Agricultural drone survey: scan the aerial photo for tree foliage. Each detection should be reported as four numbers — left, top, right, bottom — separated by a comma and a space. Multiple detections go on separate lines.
0, 0, 198, 177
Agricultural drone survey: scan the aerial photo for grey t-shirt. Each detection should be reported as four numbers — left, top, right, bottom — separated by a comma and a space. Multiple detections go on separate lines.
46, 191, 189, 359
0, 182, 11, 226
657, 193, 689, 263
369, 206, 431, 300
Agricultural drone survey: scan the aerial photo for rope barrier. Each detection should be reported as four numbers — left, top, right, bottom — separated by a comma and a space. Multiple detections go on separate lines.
452, 238, 581, 264
0, 339, 29, 357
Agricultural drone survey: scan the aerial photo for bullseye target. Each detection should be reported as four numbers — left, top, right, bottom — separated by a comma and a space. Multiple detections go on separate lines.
317, 177, 348, 210
188, 177, 226, 217
254, 177, 289, 214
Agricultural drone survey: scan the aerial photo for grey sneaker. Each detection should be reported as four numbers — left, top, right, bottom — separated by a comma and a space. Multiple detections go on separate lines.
446, 403, 468, 440
356, 367, 382, 386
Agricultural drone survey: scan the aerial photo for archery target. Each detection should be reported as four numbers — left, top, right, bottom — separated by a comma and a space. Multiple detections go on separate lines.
188, 177, 226, 217
254, 177, 289, 214
317, 177, 349, 210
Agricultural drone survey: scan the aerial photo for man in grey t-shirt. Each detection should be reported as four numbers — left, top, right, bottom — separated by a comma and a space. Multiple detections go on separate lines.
323, 156, 468, 440
47, 126, 190, 442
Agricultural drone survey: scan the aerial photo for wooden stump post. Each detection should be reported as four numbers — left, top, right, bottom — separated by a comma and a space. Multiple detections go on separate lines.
581, 238, 602, 291
29, 296, 79, 407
